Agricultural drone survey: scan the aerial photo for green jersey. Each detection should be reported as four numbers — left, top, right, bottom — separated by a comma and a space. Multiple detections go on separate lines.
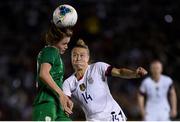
33, 46, 64, 105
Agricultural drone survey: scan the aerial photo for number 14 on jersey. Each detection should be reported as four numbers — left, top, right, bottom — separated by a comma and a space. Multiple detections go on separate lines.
82, 91, 93, 104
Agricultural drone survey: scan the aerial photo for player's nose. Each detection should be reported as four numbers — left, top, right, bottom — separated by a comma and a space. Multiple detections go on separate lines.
77, 55, 81, 60
65, 45, 68, 49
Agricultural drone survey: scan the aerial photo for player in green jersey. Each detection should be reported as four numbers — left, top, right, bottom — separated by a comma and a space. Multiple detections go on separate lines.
32, 24, 73, 121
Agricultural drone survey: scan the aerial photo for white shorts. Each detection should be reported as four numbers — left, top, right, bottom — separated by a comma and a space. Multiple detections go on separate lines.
145, 110, 170, 121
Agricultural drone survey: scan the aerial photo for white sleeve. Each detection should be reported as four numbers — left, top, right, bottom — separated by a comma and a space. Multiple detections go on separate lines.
62, 80, 72, 97
169, 77, 173, 85
168, 77, 173, 89
96, 62, 110, 77
139, 80, 147, 94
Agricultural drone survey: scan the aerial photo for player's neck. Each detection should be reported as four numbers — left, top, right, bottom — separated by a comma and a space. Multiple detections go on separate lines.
152, 75, 161, 82
75, 65, 88, 80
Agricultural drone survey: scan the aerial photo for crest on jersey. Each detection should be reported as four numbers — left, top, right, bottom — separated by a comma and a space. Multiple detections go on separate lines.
79, 83, 86, 91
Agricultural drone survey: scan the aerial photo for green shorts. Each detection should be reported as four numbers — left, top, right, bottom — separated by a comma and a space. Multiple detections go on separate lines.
32, 101, 71, 121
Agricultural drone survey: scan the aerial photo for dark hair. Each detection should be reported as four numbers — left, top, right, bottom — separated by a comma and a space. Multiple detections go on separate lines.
150, 59, 163, 65
45, 23, 73, 45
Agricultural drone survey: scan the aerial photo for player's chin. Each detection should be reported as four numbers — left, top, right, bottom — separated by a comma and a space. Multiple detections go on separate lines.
73, 64, 84, 70
60, 50, 66, 54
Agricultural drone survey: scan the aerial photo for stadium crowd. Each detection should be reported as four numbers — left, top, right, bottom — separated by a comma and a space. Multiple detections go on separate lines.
0, 0, 179, 120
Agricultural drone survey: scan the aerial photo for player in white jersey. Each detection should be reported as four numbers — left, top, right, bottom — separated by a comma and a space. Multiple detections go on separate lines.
63, 39, 148, 121
138, 60, 177, 121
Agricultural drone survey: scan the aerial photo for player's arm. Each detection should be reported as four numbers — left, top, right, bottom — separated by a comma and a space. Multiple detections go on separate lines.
39, 63, 73, 114
62, 79, 74, 112
111, 67, 147, 79
169, 85, 177, 118
137, 92, 146, 120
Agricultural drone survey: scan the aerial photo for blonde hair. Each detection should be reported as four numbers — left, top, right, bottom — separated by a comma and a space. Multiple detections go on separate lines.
73, 39, 90, 55
77, 39, 88, 47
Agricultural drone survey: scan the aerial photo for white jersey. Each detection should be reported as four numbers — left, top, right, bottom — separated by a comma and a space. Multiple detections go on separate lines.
139, 75, 173, 121
63, 62, 126, 121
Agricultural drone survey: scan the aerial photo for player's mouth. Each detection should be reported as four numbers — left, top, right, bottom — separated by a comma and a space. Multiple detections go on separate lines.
74, 61, 84, 66
60, 50, 65, 54
75, 62, 83, 64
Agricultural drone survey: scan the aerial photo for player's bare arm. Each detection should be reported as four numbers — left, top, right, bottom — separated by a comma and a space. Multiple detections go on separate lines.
39, 63, 73, 115
111, 67, 148, 79
137, 92, 146, 120
169, 86, 177, 118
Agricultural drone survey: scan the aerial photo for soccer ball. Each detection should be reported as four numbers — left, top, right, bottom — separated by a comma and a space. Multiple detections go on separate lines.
53, 4, 78, 28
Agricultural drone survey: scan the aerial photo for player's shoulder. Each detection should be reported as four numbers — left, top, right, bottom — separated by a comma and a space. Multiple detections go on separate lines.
43, 46, 56, 50
92, 62, 109, 67
89, 62, 110, 71
94, 61, 109, 65
141, 76, 151, 84
42, 46, 58, 53
38, 46, 59, 59
161, 74, 173, 83
142, 76, 151, 82
64, 74, 76, 84
161, 74, 172, 80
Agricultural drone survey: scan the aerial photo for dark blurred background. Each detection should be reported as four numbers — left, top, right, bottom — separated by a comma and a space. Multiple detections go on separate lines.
0, 0, 180, 120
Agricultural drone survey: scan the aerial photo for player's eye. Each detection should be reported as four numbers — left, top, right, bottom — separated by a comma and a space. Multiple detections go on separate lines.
73, 54, 78, 57
63, 43, 68, 45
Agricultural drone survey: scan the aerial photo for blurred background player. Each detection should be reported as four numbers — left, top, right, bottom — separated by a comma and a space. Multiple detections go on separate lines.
63, 39, 147, 121
32, 24, 73, 121
138, 60, 177, 121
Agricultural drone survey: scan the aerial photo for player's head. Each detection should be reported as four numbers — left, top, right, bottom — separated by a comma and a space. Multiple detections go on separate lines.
71, 39, 90, 70
150, 60, 163, 77
45, 24, 73, 54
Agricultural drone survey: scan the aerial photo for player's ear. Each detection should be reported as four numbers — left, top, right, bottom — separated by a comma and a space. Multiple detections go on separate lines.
87, 55, 89, 61
87, 54, 90, 63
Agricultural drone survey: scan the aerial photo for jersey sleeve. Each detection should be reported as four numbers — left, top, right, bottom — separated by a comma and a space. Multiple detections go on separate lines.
95, 62, 112, 77
62, 80, 72, 97
169, 77, 173, 85
139, 80, 147, 96
168, 77, 174, 90
39, 47, 58, 65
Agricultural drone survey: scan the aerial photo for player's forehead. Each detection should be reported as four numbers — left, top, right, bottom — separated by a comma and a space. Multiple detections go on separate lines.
59, 37, 70, 43
72, 47, 88, 54
150, 61, 162, 67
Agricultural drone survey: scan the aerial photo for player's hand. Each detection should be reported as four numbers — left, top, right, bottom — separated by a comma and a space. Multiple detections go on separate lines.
67, 97, 74, 111
59, 93, 73, 115
65, 98, 73, 116
136, 67, 148, 77
170, 109, 177, 118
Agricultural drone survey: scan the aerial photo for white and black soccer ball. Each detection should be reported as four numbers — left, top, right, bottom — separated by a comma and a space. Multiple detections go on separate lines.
53, 4, 78, 28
